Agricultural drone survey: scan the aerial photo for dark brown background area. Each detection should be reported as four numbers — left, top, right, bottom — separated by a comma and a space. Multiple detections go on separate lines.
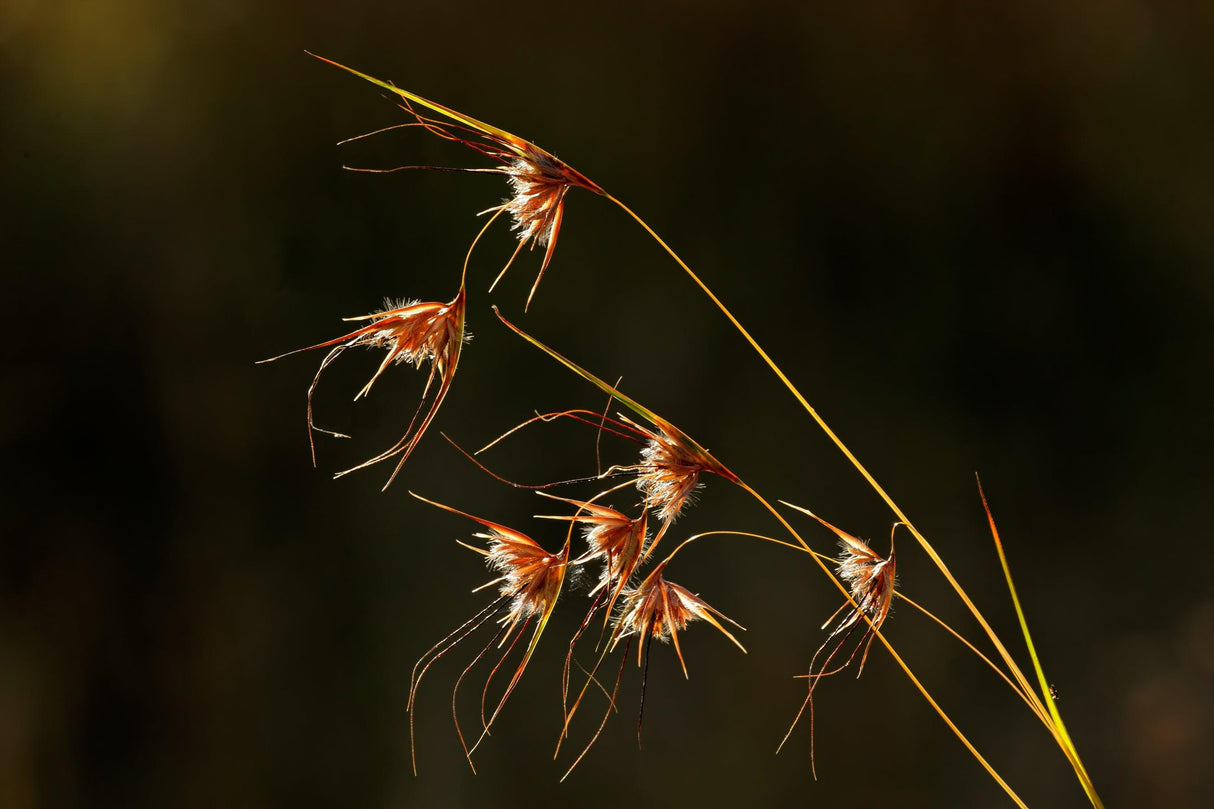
3, 2, 1212, 807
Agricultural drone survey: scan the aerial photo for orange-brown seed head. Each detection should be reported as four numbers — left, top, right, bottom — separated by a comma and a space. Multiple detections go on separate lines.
339, 294, 467, 399
834, 531, 897, 633
501, 148, 594, 254
472, 521, 569, 635
572, 503, 648, 592
634, 428, 707, 524
535, 494, 649, 599
258, 286, 468, 484
613, 562, 745, 677
311, 55, 605, 307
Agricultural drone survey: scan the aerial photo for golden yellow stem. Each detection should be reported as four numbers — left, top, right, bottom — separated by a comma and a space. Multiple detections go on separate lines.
610, 193, 1100, 806
734, 479, 1027, 808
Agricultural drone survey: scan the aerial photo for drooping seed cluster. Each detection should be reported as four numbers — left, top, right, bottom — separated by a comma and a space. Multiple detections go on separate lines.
259, 289, 468, 485
270, 57, 904, 781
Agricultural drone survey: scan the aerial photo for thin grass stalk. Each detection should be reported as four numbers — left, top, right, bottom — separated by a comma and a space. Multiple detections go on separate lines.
609, 196, 997, 633
732, 480, 1028, 808
894, 592, 1049, 725
608, 193, 1101, 805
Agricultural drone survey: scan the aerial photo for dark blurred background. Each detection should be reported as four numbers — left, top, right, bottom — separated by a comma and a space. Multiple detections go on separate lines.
3, 1, 1212, 807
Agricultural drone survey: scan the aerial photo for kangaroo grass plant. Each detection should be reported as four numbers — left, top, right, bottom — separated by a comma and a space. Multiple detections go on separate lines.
262, 53, 1104, 806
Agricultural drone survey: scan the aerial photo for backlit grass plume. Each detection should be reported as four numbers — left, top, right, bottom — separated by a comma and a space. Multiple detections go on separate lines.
308, 52, 604, 310
406, 493, 569, 773
261, 53, 1105, 807
776, 507, 898, 777
258, 282, 467, 488
613, 561, 746, 679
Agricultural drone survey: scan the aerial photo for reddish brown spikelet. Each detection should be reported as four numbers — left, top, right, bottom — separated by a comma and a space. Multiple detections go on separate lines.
466, 135, 601, 309
539, 494, 649, 596
828, 522, 897, 638
447, 501, 570, 714
258, 286, 467, 486
461, 132, 602, 309
493, 148, 600, 295
311, 54, 604, 308
557, 563, 743, 776
490, 310, 738, 523
637, 436, 700, 523
471, 515, 569, 635
407, 494, 569, 772
778, 513, 897, 771
581, 506, 648, 595
612, 562, 745, 678
628, 418, 721, 525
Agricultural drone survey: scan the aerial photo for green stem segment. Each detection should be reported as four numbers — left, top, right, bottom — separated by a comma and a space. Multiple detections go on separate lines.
979, 482, 1102, 807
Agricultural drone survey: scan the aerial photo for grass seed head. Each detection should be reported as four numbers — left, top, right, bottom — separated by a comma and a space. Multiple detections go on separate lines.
259, 287, 468, 486
406, 494, 569, 773
569, 502, 649, 594
613, 562, 745, 677
634, 426, 709, 524
311, 54, 604, 308
498, 148, 593, 263
342, 295, 467, 387
473, 521, 569, 635
834, 530, 897, 633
